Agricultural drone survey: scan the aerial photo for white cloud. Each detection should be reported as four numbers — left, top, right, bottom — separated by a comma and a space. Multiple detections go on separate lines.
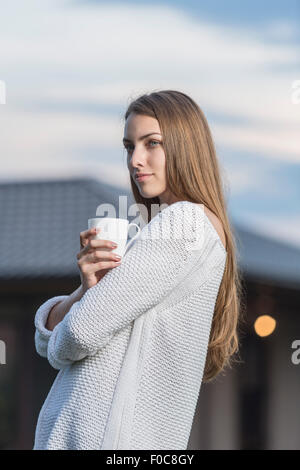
0, 106, 129, 185
1, 2, 298, 68
222, 163, 263, 196
262, 20, 300, 41
239, 213, 300, 250
212, 121, 300, 162
0, 0, 299, 186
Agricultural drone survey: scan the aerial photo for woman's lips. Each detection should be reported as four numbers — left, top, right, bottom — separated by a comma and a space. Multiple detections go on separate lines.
135, 174, 153, 182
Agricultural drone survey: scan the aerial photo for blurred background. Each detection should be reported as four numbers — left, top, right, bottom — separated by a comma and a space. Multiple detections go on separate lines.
0, 0, 299, 450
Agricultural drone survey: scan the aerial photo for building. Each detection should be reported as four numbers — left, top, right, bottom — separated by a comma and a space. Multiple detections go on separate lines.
0, 178, 299, 449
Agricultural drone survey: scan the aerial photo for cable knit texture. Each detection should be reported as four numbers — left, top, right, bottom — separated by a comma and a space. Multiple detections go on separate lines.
33, 201, 227, 450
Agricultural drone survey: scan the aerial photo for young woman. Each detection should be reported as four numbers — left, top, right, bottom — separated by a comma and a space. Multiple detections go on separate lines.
33, 90, 244, 450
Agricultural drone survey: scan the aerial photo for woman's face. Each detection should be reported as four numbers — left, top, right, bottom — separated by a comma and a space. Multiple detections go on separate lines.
124, 112, 179, 205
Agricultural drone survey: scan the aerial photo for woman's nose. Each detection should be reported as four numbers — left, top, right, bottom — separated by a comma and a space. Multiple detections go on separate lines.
130, 148, 147, 167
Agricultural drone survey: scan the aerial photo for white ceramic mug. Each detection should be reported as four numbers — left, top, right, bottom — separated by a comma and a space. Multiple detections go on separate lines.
88, 217, 141, 257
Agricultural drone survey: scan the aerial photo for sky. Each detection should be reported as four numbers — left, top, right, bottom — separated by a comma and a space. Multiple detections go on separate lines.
0, 0, 299, 248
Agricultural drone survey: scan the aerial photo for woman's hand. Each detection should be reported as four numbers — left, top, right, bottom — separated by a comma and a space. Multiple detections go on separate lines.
77, 228, 122, 293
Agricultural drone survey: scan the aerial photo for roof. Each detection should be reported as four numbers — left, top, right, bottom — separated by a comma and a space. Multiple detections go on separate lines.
0, 177, 299, 289
0, 177, 134, 280
234, 225, 300, 289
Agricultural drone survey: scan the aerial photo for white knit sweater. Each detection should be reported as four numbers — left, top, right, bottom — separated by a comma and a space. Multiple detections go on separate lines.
33, 200, 227, 450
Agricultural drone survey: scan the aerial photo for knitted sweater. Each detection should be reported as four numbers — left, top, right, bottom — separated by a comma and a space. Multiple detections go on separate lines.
33, 200, 227, 450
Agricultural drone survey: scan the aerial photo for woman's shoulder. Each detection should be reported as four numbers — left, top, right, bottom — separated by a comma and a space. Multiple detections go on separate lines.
140, 200, 204, 244
158, 200, 226, 252
202, 205, 226, 252
154, 200, 204, 225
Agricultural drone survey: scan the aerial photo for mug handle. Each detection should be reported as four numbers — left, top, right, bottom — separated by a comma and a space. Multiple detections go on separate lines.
124, 223, 141, 254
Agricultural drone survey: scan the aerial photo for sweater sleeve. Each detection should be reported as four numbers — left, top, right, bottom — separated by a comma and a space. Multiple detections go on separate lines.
46, 201, 205, 370
34, 295, 69, 359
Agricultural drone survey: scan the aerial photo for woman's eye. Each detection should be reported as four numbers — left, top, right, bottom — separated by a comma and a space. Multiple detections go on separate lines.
148, 140, 160, 147
124, 140, 160, 152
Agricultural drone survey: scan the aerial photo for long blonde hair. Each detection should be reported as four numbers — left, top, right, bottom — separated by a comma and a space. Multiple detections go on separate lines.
123, 90, 246, 383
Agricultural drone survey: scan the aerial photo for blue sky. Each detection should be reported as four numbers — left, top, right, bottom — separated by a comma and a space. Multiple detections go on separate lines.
79, 0, 300, 27
0, 0, 299, 247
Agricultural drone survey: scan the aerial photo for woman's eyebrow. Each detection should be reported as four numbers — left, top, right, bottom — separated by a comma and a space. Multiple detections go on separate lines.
123, 132, 161, 143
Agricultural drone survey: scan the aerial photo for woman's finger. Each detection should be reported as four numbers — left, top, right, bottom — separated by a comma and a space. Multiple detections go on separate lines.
77, 247, 121, 263
79, 228, 98, 248
78, 238, 116, 258
86, 259, 122, 272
